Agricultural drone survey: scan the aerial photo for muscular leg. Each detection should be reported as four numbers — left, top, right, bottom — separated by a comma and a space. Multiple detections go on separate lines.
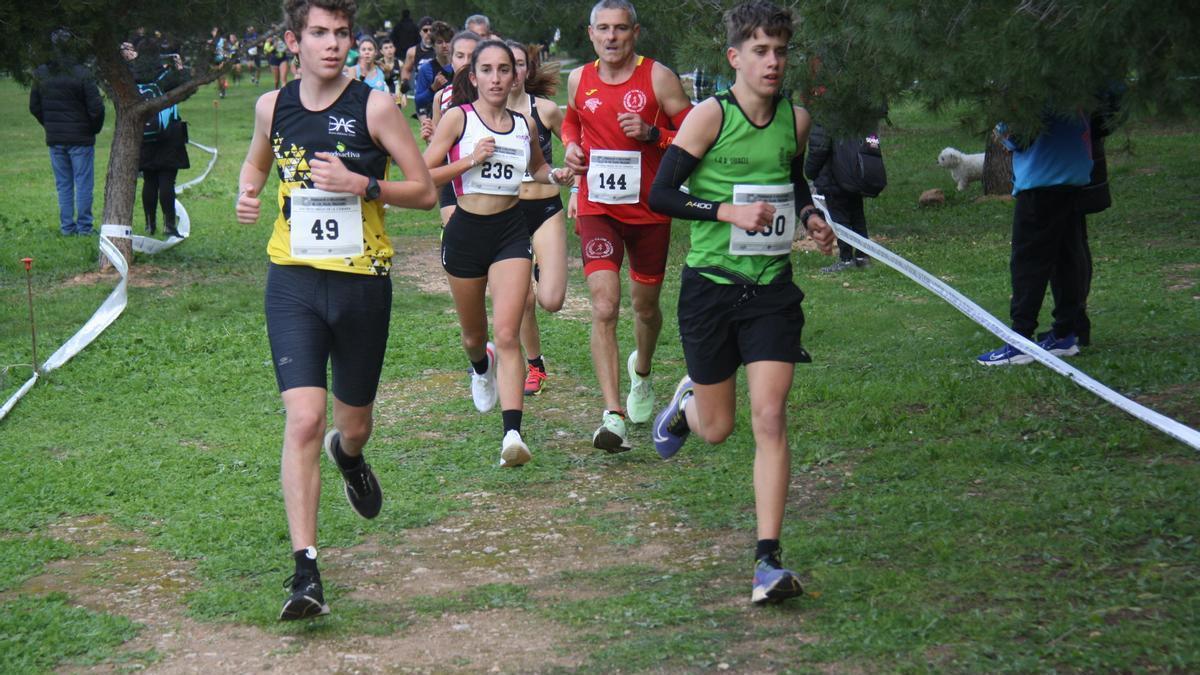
683, 374, 737, 445
587, 270, 623, 412
447, 273, 490, 364
520, 209, 567, 363
331, 396, 375, 457
520, 284, 542, 360
280, 386, 328, 551
487, 257, 532, 412
745, 361, 795, 541
531, 209, 567, 312
629, 279, 663, 375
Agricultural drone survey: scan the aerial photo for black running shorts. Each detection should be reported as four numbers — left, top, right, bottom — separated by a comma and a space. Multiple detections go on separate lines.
264, 263, 392, 407
677, 266, 810, 385
441, 205, 532, 278
518, 194, 564, 237
438, 182, 458, 209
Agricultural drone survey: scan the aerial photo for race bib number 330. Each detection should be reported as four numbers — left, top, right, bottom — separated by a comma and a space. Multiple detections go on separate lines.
729, 184, 794, 256
289, 188, 364, 259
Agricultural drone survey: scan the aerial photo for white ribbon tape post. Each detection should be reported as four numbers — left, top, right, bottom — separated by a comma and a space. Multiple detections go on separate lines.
812, 193, 1200, 451
1, 141, 218, 421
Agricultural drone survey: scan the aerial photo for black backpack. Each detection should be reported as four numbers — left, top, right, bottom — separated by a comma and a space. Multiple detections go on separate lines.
832, 133, 887, 197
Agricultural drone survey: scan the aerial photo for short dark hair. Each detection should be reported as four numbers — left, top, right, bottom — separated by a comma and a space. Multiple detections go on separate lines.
418, 16, 433, 29
724, 0, 793, 49
284, 0, 357, 36
429, 20, 454, 44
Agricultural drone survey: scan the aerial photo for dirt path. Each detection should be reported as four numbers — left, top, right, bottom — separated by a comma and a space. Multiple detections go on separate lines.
10, 240, 848, 673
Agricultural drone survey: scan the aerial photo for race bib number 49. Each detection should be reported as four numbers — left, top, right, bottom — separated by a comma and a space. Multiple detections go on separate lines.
289, 188, 364, 259
728, 184, 794, 256
587, 149, 641, 204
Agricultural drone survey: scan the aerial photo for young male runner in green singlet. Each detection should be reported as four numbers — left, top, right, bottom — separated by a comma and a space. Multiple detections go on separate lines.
647, 0, 836, 604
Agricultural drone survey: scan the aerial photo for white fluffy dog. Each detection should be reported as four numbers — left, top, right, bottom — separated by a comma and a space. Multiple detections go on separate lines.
937, 147, 985, 191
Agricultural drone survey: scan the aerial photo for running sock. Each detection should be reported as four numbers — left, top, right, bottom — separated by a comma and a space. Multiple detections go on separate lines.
755, 539, 782, 566
293, 546, 319, 574
635, 366, 651, 379
471, 355, 489, 375
502, 409, 523, 435
330, 434, 364, 471
605, 409, 626, 418
527, 355, 545, 372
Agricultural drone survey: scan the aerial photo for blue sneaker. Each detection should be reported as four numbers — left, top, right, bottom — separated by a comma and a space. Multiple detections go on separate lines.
751, 558, 804, 605
1036, 332, 1079, 357
652, 376, 694, 459
976, 343, 1032, 366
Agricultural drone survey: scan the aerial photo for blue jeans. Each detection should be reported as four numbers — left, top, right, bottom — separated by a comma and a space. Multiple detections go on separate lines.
49, 144, 95, 234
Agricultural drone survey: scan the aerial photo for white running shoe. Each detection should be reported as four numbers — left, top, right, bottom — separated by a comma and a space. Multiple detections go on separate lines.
625, 350, 654, 424
471, 342, 498, 412
500, 429, 531, 467
592, 410, 631, 453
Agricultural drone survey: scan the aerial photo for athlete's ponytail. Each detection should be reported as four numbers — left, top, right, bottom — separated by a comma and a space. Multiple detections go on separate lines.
505, 40, 559, 98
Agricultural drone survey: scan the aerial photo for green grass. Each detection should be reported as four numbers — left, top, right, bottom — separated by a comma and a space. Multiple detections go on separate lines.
0, 76, 1197, 673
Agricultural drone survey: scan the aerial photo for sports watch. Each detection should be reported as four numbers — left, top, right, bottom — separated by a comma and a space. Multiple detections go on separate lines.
364, 175, 381, 202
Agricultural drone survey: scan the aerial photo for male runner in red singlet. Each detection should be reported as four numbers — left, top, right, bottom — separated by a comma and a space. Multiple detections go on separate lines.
562, 0, 692, 452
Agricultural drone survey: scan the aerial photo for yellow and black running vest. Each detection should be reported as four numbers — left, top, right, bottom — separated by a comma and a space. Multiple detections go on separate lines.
267, 79, 392, 275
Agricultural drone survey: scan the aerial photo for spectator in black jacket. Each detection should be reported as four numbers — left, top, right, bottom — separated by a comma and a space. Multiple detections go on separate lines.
805, 121, 873, 272
29, 33, 105, 236
133, 44, 190, 238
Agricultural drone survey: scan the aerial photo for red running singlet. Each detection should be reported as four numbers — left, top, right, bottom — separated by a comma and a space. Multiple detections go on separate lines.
573, 56, 669, 226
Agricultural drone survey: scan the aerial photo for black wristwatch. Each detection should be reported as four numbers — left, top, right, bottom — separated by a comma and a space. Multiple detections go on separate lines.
646, 125, 661, 144
364, 175, 381, 202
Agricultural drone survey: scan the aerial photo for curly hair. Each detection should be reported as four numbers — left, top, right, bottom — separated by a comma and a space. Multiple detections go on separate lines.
724, 0, 793, 49
284, 0, 357, 36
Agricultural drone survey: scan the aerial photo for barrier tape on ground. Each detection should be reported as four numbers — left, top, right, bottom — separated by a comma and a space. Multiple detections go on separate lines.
812, 194, 1200, 451
1, 141, 218, 422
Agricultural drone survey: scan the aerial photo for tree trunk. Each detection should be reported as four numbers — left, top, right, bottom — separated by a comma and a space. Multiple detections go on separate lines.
982, 133, 1013, 195
90, 28, 222, 271
97, 107, 144, 270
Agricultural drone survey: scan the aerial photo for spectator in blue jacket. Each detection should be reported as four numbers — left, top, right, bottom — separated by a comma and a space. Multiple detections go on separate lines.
977, 112, 1093, 366
29, 31, 105, 236
413, 21, 454, 120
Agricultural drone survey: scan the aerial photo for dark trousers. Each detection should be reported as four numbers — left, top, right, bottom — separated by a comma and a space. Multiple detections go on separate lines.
825, 192, 868, 262
1009, 187, 1089, 339
142, 168, 178, 226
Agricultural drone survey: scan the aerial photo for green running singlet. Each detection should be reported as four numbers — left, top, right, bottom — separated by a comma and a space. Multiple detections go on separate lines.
685, 91, 797, 285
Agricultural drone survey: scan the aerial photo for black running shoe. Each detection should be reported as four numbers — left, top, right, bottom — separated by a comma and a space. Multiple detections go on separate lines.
279, 570, 329, 621
323, 429, 383, 519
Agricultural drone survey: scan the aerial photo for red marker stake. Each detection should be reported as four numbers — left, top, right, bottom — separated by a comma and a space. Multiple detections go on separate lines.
21, 257, 37, 373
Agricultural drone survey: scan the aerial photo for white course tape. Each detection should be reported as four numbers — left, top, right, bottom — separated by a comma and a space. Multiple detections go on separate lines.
1, 141, 218, 421
812, 193, 1200, 451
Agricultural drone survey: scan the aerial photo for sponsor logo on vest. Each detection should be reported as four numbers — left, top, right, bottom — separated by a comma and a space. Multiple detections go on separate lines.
328, 115, 357, 136
584, 98, 603, 113
623, 89, 647, 113
585, 88, 598, 96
